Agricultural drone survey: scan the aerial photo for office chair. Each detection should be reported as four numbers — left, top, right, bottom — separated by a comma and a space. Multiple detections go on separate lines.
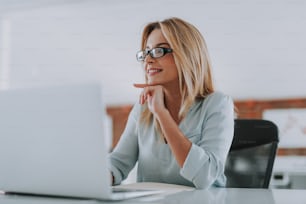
225, 119, 279, 188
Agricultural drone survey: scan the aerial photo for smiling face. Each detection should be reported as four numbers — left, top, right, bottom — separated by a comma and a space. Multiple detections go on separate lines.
144, 29, 179, 87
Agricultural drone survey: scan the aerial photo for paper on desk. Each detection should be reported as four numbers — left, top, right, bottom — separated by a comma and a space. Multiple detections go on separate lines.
113, 182, 195, 202
113, 182, 194, 196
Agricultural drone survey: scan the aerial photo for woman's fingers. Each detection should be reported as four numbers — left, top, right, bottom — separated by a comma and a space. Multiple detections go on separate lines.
134, 84, 146, 104
134, 84, 150, 105
141, 91, 146, 105
138, 87, 153, 105
133, 83, 148, 88
134, 83, 161, 106
133, 83, 159, 88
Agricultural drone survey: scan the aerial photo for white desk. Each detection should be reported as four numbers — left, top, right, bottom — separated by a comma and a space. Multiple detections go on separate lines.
1, 188, 306, 204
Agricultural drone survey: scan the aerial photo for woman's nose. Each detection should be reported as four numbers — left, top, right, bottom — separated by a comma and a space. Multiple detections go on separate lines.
144, 54, 154, 63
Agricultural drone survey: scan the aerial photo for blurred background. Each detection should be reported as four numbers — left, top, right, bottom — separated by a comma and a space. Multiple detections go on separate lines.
1, 0, 306, 188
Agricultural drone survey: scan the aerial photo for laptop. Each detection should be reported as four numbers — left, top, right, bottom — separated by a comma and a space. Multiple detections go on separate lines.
0, 82, 161, 201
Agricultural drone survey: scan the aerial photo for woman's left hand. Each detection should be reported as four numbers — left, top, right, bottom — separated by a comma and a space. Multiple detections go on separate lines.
134, 83, 166, 116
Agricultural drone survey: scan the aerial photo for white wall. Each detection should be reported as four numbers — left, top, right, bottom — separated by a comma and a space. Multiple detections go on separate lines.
1, 0, 306, 105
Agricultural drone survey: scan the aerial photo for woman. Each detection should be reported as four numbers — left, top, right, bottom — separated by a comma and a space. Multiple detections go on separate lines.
109, 17, 234, 189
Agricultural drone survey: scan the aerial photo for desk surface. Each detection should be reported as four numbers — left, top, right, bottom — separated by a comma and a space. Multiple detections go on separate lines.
1, 188, 306, 204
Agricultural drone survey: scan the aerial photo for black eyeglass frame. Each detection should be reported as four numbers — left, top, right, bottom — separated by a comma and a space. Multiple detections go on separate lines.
136, 47, 173, 62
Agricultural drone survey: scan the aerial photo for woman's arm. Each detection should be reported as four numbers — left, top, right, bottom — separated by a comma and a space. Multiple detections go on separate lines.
180, 93, 234, 189
156, 93, 234, 189
108, 105, 140, 185
135, 83, 192, 167
155, 109, 192, 167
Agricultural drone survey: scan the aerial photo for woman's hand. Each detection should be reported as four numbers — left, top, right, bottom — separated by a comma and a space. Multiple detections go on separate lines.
134, 83, 192, 167
134, 83, 166, 116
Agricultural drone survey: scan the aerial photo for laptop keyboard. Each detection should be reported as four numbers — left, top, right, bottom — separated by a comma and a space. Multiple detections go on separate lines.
112, 188, 150, 193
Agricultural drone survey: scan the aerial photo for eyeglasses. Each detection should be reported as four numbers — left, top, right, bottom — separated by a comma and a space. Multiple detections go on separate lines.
136, 47, 173, 62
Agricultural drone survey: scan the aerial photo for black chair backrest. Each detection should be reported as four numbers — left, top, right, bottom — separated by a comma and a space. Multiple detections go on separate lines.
225, 119, 279, 188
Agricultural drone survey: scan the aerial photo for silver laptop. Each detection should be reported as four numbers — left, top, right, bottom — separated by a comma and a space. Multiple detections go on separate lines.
0, 82, 160, 201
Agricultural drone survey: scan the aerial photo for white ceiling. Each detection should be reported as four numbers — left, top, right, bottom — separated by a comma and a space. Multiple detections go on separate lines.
1, 0, 306, 105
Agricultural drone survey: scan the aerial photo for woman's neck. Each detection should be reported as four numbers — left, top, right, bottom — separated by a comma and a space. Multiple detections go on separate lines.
163, 85, 182, 124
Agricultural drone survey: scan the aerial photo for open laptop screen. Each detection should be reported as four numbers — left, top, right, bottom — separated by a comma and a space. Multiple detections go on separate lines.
0, 82, 113, 199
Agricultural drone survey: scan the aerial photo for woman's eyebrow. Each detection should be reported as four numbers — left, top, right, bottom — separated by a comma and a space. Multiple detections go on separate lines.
146, 42, 170, 48
156, 43, 170, 47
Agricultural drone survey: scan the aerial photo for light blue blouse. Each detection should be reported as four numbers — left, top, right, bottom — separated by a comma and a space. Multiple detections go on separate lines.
109, 92, 234, 189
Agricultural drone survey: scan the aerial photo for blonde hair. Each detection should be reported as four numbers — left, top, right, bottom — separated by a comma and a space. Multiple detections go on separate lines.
140, 17, 214, 132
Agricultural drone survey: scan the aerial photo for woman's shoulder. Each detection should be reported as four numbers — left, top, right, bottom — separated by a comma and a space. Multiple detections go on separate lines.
198, 91, 233, 110
206, 91, 231, 100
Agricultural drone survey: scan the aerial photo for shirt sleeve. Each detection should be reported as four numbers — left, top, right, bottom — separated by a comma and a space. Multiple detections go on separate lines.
108, 104, 140, 185
180, 93, 234, 189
